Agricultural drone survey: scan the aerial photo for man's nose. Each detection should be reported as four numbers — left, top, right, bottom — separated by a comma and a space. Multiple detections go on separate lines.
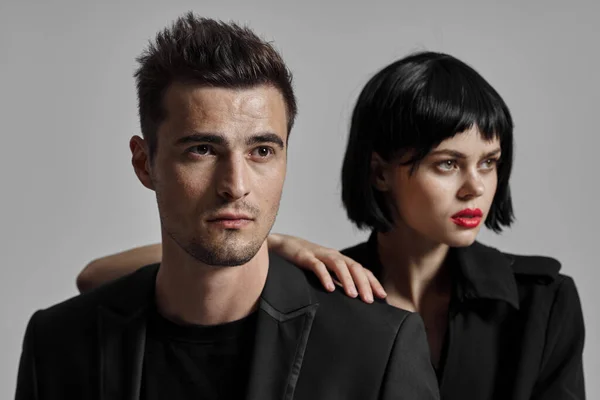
216, 155, 250, 201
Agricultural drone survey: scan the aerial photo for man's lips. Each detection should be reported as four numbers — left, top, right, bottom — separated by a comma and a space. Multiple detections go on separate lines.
207, 213, 254, 229
207, 214, 253, 221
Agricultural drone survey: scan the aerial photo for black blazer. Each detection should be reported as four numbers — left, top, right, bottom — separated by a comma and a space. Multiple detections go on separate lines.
343, 234, 586, 400
15, 252, 440, 400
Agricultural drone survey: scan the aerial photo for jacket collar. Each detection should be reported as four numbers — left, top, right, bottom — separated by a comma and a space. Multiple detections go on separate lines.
97, 254, 319, 400
96, 263, 158, 400
365, 232, 519, 309
259, 252, 318, 315
96, 252, 319, 320
453, 241, 519, 309
245, 253, 319, 399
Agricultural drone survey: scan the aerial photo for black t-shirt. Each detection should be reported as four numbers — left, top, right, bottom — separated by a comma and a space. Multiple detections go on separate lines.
142, 307, 258, 400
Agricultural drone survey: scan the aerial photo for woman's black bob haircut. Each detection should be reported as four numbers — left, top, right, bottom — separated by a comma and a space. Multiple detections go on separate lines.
341, 51, 514, 233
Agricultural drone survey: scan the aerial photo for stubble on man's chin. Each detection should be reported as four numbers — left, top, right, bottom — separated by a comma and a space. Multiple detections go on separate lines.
185, 242, 260, 267
173, 231, 265, 267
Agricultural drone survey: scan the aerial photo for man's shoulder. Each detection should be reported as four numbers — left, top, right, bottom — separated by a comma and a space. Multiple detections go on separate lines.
305, 270, 412, 330
267, 252, 412, 333
33, 264, 158, 332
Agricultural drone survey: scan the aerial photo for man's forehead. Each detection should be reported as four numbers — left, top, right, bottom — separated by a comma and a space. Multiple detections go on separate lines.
166, 83, 282, 111
159, 84, 288, 144
165, 84, 285, 125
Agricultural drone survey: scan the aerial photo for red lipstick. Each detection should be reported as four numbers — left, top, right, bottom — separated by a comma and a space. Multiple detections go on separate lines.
451, 208, 483, 228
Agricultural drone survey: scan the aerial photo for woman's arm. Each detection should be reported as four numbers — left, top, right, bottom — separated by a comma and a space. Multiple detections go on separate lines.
531, 276, 586, 399
76, 234, 386, 302
76, 243, 162, 293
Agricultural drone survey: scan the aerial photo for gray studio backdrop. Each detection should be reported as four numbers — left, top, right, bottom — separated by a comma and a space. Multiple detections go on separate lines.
1, 0, 598, 397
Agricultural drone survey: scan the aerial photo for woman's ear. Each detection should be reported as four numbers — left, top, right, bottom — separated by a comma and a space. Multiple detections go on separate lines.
370, 152, 392, 192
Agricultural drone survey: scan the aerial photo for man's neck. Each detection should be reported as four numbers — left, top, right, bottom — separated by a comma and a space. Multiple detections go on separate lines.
155, 240, 269, 326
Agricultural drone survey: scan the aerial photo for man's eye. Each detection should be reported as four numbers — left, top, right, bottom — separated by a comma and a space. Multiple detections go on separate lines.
437, 160, 457, 171
189, 145, 213, 155
252, 146, 274, 158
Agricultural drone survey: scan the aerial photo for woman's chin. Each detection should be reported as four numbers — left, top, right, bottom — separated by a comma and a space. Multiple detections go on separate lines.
443, 230, 479, 248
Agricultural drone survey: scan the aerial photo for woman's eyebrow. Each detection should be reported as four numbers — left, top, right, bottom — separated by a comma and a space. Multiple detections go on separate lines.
428, 149, 466, 158
482, 148, 502, 158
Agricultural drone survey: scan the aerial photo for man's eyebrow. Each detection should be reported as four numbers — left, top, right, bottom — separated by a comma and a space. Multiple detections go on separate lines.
175, 133, 228, 146
246, 133, 285, 149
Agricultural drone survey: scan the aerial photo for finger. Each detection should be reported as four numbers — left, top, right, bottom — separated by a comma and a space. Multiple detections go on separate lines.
347, 261, 374, 303
365, 269, 387, 298
308, 258, 336, 292
325, 257, 358, 298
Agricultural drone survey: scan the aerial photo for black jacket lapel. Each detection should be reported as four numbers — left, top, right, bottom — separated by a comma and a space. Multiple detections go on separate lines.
98, 307, 146, 400
97, 264, 158, 400
245, 253, 319, 400
439, 243, 518, 396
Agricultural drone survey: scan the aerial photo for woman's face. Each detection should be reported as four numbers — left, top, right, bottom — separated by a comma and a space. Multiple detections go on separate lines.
377, 126, 501, 247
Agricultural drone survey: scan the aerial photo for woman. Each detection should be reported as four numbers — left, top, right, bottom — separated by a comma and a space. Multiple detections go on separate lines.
78, 51, 585, 399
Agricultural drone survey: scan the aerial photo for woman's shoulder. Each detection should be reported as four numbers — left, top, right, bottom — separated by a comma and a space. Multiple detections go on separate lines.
474, 241, 562, 281
468, 242, 583, 335
340, 240, 369, 260
472, 241, 578, 298
342, 239, 567, 281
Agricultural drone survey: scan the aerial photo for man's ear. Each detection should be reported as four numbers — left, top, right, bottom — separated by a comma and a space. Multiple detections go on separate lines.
370, 152, 392, 192
130, 135, 155, 191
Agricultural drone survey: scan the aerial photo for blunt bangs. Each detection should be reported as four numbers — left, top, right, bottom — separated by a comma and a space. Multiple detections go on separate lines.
342, 51, 515, 233
368, 52, 512, 162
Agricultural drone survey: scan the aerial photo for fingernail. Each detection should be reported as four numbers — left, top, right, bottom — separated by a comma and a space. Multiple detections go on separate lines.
327, 283, 335, 291
366, 295, 374, 303
349, 289, 358, 297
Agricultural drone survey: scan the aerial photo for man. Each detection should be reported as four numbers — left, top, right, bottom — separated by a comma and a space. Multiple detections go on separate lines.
15, 12, 439, 399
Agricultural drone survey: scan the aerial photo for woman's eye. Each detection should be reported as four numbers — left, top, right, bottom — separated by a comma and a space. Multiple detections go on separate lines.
189, 145, 213, 155
437, 160, 457, 171
480, 158, 498, 170
252, 146, 274, 158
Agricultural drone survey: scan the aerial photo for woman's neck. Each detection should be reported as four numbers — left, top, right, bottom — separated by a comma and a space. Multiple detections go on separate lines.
377, 227, 452, 312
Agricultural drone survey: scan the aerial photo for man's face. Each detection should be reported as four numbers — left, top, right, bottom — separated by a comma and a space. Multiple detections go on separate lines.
135, 83, 288, 266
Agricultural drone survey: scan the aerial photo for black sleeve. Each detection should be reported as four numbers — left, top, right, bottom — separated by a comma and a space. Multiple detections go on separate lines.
15, 311, 40, 400
380, 312, 440, 400
532, 276, 585, 400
